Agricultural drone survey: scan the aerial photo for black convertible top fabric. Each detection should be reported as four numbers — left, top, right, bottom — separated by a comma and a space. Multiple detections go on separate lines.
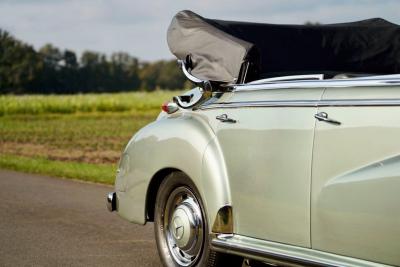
167, 10, 400, 83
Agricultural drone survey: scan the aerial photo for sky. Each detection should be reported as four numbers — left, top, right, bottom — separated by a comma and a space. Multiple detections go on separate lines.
1, 0, 399, 61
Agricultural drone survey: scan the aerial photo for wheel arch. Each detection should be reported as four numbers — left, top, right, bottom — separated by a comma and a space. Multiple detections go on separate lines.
145, 167, 180, 222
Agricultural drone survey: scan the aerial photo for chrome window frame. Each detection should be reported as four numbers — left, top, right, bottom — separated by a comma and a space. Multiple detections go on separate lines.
234, 74, 400, 92
247, 74, 324, 84
198, 74, 400, 110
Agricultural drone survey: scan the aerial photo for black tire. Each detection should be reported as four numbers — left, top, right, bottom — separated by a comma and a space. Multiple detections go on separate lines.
154, 171, 243, 267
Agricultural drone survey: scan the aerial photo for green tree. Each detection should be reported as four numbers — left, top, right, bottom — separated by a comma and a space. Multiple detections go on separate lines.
63, 50, 78, 69
156, 60, 186, 90
0, 29, 42, 93
59, 50, 79, 93
38, 44, 63, 92
0, 28, 187, 94
80, 51, 105, 92
110, 52, 140, 91
139, 61, 163, 91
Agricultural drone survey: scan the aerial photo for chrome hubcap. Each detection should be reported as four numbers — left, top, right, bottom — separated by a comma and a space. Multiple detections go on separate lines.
164, 187, 204, 266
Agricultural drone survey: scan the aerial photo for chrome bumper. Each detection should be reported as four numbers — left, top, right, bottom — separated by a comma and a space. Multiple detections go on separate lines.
107, 192, 117, 212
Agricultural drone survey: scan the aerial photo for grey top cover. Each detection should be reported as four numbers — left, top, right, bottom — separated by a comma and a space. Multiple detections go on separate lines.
167, 10, 253, 83
167, 10, 400, 84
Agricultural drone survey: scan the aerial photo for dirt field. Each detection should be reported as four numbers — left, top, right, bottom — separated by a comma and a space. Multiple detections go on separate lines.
0, 91, 179, 183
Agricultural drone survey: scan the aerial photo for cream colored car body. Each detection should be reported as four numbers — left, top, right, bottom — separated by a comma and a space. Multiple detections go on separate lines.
115, 75, 400, 267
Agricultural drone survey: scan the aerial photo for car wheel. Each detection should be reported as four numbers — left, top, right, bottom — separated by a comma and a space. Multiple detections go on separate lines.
154, 171, 243, 267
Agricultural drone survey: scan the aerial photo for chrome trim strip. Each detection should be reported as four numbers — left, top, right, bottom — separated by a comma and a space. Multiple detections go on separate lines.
211, 234, 390, 267
235, 76, 400, 91
248, 74, 324, 84
200, 99, 400, 110
345, 74, 400, 80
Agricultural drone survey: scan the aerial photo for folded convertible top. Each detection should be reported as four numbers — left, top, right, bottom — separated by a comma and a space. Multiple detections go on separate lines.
167, 10, 400, 84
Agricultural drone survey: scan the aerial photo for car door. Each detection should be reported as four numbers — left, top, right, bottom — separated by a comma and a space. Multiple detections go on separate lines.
211, 86, 324, 247
311, 85, 400, 266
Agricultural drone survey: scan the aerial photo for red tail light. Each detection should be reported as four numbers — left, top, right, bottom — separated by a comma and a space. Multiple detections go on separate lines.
161, 101, 179, 114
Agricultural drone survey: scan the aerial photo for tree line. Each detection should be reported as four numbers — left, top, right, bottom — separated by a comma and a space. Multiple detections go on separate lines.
0, 29, 189, 94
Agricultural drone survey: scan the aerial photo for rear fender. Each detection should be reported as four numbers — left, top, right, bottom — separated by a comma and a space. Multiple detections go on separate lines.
116, 113, 232, 229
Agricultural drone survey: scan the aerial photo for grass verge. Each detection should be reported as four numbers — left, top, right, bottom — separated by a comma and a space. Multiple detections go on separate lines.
0, 154, 115, 184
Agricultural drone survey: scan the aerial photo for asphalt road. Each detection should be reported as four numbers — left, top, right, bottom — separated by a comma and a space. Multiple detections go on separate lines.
0, 170, 161, 267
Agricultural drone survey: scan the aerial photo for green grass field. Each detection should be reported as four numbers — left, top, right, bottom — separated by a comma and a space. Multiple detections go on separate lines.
0, 91, 181, 184
0, 91, 177, 115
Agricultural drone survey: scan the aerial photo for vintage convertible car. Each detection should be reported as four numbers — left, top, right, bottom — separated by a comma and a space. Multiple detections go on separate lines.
107, 11, 400, 267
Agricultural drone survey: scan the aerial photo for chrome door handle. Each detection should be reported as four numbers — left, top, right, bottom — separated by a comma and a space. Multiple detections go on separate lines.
314, 112, 341, 125
216, 114, 237, 123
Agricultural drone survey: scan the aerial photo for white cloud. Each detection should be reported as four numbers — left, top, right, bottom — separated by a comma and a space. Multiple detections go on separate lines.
0, 0, 399, 60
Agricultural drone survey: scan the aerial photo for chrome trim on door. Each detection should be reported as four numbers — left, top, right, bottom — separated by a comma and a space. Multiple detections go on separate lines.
200, 99, 400, 110
211, 234, 390, 267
